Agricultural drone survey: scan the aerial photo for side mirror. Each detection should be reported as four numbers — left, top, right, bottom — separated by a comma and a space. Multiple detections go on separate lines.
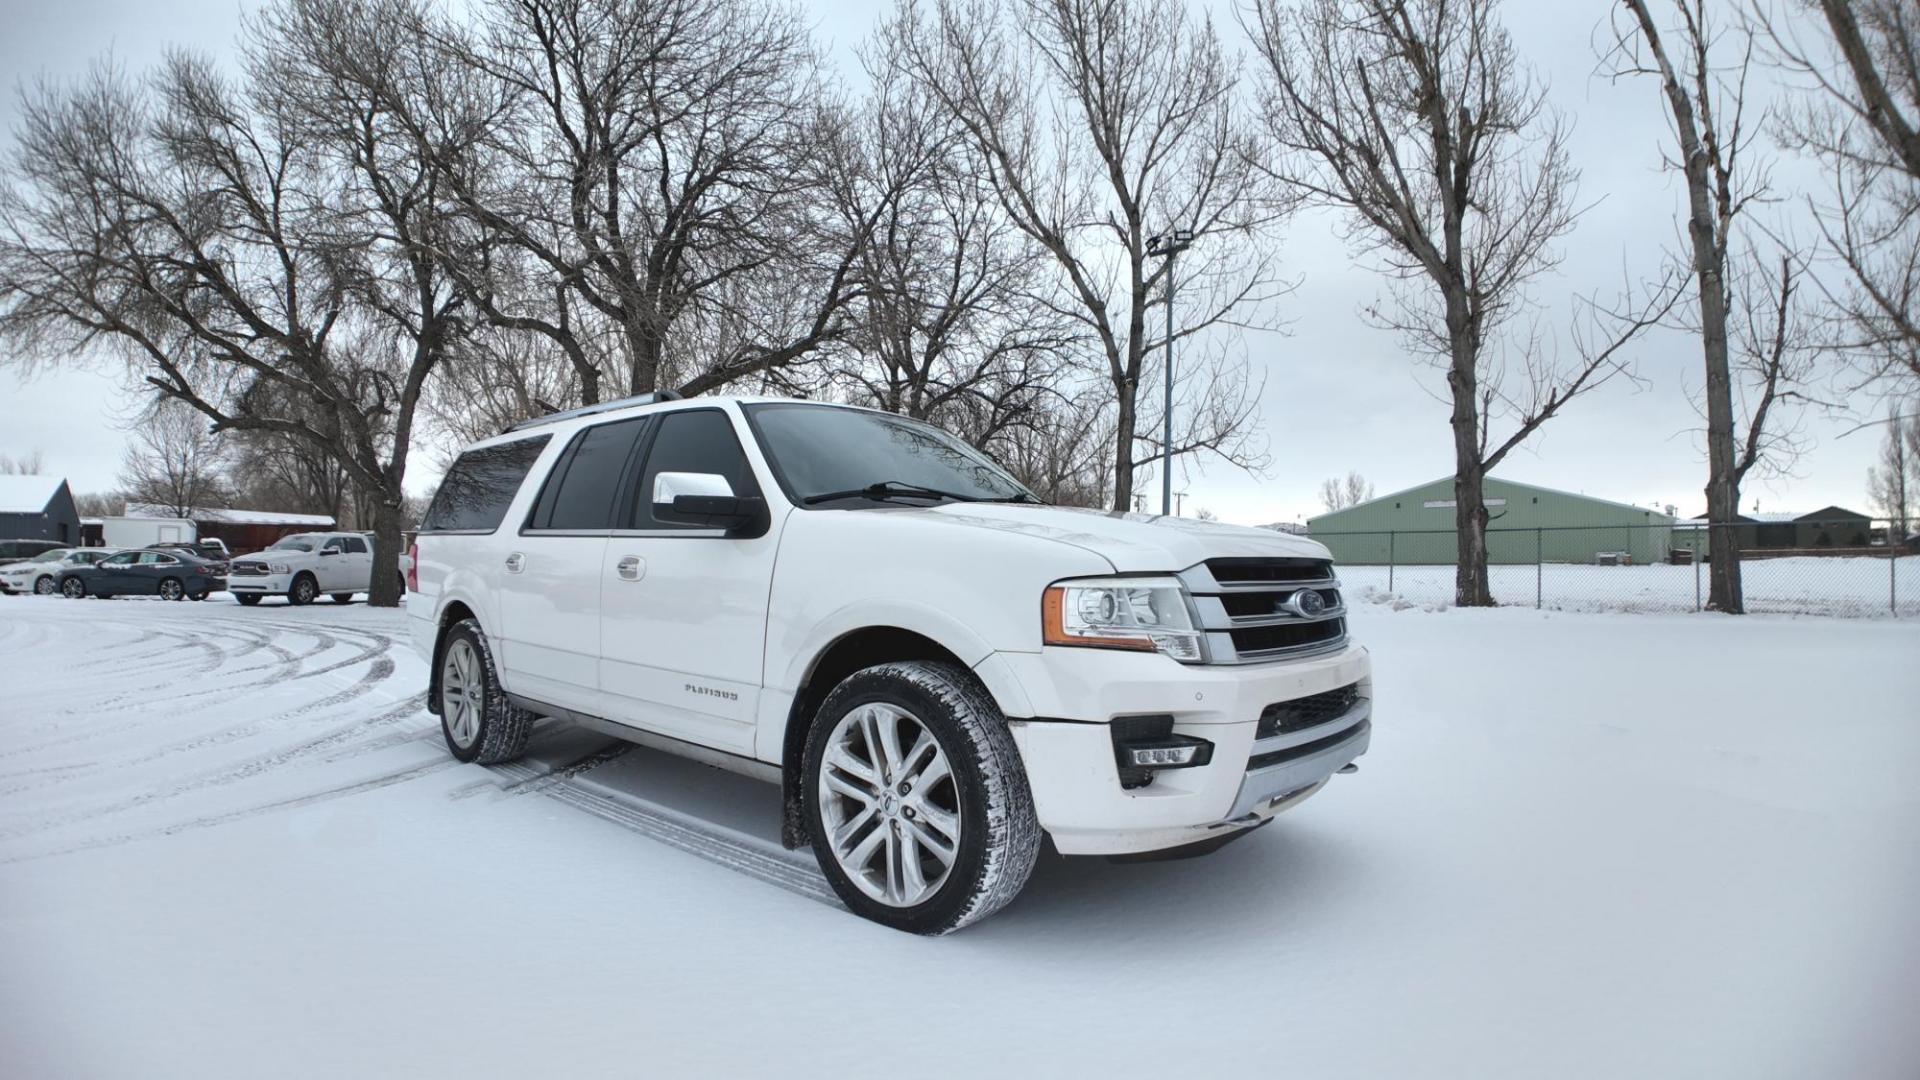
652, 471, 766, 533
319, 548, 339, 557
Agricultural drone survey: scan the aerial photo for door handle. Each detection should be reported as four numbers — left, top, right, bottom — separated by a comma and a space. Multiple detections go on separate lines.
615, 555, 644, 581
504, 552, 525, 574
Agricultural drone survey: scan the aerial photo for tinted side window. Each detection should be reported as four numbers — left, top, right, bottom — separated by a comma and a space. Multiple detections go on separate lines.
529, 417, 649, 531
632, 410, 759, 530
422, 435, 551, 533
342, 537, 368, 554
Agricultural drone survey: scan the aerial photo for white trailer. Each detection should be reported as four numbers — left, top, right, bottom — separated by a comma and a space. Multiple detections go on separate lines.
99, 515, 196, 549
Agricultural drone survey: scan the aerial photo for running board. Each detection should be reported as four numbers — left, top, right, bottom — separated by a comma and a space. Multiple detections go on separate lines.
505, 693, 781, 786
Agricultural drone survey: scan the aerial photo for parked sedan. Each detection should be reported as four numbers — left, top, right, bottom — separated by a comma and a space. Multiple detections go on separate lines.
58, 548, 227, 601
0, 548, 112, 595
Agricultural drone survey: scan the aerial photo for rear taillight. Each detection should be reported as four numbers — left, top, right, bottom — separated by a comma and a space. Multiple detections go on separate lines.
406, 541, 419, 592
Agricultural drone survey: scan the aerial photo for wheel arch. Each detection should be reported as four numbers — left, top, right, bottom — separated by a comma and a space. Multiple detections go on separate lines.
425, 598, 480, 716
777, 626, 978, 850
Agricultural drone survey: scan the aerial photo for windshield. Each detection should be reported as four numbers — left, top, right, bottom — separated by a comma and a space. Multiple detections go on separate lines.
28, 549, 70, 563
269, 535, 318, 552
745, 404, 1033, 506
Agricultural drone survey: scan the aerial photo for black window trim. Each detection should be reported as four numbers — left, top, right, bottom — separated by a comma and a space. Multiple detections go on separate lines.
518, 415, 654, 537
615, 404, 765, 538
418, 433, 553, 536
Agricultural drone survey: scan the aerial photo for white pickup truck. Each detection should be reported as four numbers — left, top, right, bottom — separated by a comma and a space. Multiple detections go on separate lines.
408, 394, 1372, 934
227, 532, 375, 606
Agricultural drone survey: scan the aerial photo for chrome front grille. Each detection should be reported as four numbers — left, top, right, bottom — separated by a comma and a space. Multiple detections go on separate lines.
229, 561, 271, 576
1179, 558, 1349, 664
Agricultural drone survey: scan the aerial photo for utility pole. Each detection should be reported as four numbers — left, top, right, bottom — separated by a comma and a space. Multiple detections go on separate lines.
1146, 229, 1194, 516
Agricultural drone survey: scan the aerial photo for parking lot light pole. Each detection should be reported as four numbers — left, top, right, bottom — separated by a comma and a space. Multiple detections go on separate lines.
1146, 229, 1194, 516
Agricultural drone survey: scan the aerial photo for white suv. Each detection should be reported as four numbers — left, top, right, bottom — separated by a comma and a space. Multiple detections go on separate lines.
409, 394, 1372, 934
228, 532, 375, 606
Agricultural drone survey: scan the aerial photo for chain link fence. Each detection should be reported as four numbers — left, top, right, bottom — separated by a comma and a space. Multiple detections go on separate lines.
1310, 519, 1916, 617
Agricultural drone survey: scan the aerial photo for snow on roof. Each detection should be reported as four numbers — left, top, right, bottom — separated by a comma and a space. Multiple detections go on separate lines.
1747, 511, 1802, 523
0, 475, 65, 514
123, 502, 336, 527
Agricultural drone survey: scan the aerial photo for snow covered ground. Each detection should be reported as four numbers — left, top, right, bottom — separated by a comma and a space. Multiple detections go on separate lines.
1, 595, 1916, 1079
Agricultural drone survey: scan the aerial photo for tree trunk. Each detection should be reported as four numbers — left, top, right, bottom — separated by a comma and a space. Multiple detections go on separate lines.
1444, 295, 1494, 606
1694, 204, 1743, 614
1111, 383, 1136, 512
366, 494, 406, 608
1450, 402, 1494, 607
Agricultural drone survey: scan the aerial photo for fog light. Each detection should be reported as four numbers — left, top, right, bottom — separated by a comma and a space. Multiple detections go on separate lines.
1127, 744, 1202, 767
1110, 714, 1214, 789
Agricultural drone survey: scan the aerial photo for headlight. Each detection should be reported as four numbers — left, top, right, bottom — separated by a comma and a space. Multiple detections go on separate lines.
1042, 576, 1204, 662
268, 563, 291, 574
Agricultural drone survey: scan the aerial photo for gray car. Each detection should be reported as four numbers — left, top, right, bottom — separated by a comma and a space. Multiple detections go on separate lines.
58, 548, 228, 601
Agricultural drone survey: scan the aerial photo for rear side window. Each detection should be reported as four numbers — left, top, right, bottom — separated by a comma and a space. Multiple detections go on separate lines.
631, 409, 759, 530
342, 537, 368, 554
527, 417, 650, 531
422, 435, 551, 533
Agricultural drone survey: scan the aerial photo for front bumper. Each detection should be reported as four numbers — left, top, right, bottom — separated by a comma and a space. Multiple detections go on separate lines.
995, 643, 1373, 856
227, 571, 294, 595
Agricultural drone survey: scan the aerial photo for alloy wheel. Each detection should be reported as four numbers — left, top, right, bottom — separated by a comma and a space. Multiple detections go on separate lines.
441, 639, 481, 751
816, 702, 962, 908
33, 576, 55, 595
159, 579, 183, 601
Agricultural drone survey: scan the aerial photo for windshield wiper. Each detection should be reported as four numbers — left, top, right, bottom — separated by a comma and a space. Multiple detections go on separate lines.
802, 481, 988, 506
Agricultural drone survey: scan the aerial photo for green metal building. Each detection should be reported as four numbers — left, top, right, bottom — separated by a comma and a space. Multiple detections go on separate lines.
1306, 476, 1677, 565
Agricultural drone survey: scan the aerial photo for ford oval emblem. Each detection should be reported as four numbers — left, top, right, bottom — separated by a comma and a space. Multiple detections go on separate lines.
1287, 589, 1327, 617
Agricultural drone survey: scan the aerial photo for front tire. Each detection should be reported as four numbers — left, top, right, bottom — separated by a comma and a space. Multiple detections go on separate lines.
158, 577, 185, 601
802, 661, 1040, 935
59, 577, 85, 599
33, 575, 56, 595
436, 619, 535, 765
288, 573, 318, 606
235, 594, 262, 606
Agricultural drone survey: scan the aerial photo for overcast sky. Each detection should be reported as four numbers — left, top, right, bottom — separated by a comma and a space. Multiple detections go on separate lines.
0, 0, 1894, 525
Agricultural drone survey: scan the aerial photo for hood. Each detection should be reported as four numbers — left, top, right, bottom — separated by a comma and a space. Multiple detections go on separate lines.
905, 503, 1330, 573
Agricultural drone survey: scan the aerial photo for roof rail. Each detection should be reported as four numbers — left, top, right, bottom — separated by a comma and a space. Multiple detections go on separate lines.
503, 390, 685, 434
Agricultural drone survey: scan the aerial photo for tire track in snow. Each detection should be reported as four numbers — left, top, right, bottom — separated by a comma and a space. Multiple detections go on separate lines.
478, 748, 837, 908
0, 756, 459, 864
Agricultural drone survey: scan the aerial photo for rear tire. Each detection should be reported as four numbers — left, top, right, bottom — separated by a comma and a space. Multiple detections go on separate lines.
330, 593, 353, 604
59, 577, 85, 599
436, 619, 535, 765
235, 594, 262, 606
288, 573, 318, 606
158, 577, 185, 601
802, 661, 1040, 935
33, 576, 55, 595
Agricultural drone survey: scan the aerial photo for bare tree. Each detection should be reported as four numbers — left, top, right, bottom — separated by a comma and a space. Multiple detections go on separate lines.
0, 451, 46, 475
118, 399, 231, 518
826, 37, 1088, 455
886, 0, 1289, 512
1866, 403, 1920, 533
0, 0, 462, 606
1611, 0, 1786, 612
416, 0, 867, 405
73, 491, 125, 517
1252, 0, 1669, 606
1318, 469, 1375, 512
1759, 0, 1920, 385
